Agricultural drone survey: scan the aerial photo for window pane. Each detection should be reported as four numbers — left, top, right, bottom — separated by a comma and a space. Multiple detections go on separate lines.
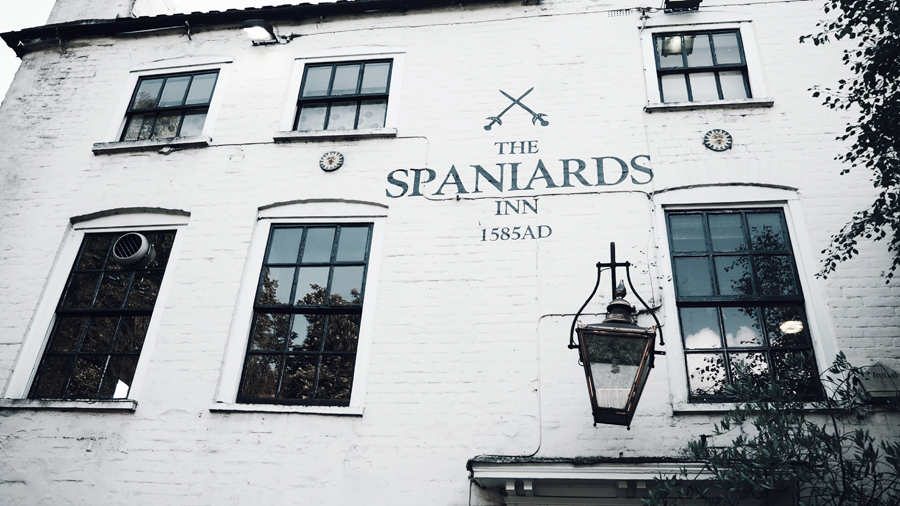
660, 74, 689, 103
125, 273, 163, 309
297, 103, 327, 131
722, 307, 763, 347
289, 314, 325, 352
747, 213, 787, 250
712, 32, 742, 64
714, 255, 753, 295
157, 76, 191, 107
685, 353, 727, 397
32, 357, 73, 398
764, 306, 810, 347
719, 71, 748, 99
178, 111, 206, 137
708, 214, 746, 252
689, 72, 719, 101
316, 355, 354, 400
184, 73, 217, 105
258, 267, 295, 305
48, 317, 87, 352
240, 355, 281, 398
336, 227, 369, 261
62, 273, 100, 309
357, 99, 387, 129
112, 316, 150, 352
680, 307, 721, 349
754, 255, 797, 295
81, 316, 118, 352
77, 235, 113, 270
657, 36, 685, 68
268, 228, 303, 264
251, 313, 290, 351
65, 355, 106, 399
301, 228, 336, 263
673, 257, 713, 296
94, 272, 129, 308
669, 215, 706, 252
331, 64, 361, 95
98, 356, 138, 399
324, 314, 361, 352
360, 62, 390, 94
326, 101, 358, 130
131, 78, 163, 109
330, 266, 364, 306
146, 232, 175, 268
279, 356, 317, 400
295, 266, 330, 305
301, 66, 332, 97
123, 114, 155, 142
686, 34, 713, 67
772, 351, 821, 399
729, 352, 769, 390
151, 112, 181, 139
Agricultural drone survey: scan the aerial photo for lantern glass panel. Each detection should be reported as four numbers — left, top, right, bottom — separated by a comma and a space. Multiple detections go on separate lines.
584, 333, 649, 410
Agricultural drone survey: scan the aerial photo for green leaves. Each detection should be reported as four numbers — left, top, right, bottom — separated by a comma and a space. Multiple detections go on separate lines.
804, 0, 900, 281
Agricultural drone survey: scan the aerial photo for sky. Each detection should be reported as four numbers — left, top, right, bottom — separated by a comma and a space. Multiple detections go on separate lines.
0, 0, 273, 105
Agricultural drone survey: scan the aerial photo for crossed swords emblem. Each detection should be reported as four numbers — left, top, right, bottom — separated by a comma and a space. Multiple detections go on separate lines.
484, 88, 549, 130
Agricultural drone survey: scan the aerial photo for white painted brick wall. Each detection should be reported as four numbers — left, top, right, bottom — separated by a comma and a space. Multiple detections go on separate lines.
0, 0, 897, 504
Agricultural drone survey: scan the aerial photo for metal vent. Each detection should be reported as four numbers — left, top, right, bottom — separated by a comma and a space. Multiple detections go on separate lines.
111, 232, 155, 268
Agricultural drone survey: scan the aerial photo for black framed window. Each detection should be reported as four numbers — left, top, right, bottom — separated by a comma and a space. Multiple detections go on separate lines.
238, 224, 372, 405
29, 231, 175, 400
654, 31, 750, 103
666, 209, 821, 402
121, 71, 219, 141
294, 60, 392, 131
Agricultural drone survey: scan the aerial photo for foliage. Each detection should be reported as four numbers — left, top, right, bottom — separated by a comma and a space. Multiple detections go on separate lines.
643, 353, 900, 506
799, 0, 900, 281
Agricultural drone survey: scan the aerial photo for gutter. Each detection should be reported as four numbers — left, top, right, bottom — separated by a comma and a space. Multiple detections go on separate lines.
1, 0, 523, 58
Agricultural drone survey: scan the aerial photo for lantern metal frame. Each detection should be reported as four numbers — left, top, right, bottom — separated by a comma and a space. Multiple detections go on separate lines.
568, 243, 664, 428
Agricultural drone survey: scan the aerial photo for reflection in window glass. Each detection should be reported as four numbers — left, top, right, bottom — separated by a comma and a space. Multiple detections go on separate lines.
686, 34, 713, 67
295, 60, 392, 131
655, 30, 750, 102
240, 224, 373, 405
668, 209, 819, 402
689, 72, 719, 101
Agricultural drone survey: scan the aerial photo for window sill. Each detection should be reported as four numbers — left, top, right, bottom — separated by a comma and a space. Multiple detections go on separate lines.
644, 98, 775, 113
208, 402, 364, 416
273, 128, 398, 142
0, 398, 137, 412
92, 135, 212, 155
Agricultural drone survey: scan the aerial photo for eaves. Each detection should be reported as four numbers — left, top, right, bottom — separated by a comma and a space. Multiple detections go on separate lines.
1, 0, 528, 58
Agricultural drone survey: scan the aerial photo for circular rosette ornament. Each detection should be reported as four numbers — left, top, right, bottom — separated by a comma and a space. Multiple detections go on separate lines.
319, 151, 345, 172
703, 129, 733, 152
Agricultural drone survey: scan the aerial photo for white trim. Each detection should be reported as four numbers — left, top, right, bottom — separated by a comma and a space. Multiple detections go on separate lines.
651, 185, 838, 410
214, 200, 388, 414
2, 212, 190, 402
100, 60, 232, 145
640, 21, 770, 108
276, 47, 406, 136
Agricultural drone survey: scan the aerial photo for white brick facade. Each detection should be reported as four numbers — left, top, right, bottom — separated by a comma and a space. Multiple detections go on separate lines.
0, 0, 897, 504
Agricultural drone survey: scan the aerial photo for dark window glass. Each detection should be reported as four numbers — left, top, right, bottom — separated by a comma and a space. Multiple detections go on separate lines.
238, 224, 373, 405
666, 210, 821, 402
654, 31, 750, 103
294, 61, 392, 131
29, 231, 175, 400
121, 71, 219, 141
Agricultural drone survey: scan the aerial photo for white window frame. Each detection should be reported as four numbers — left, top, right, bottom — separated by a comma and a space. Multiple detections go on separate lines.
212, 200, 387, 415
0, 209, 189, 411
641, 21, 773, 112
652, 185, 838, 412
274, 47, 405, 142
92, 55, 233, 154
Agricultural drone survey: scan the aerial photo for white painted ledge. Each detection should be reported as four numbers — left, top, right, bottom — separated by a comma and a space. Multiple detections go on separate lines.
92, 135, 212, 155
273, 128, 398, 142
208, 402, 364, 416
644, 97, 775, 113
0, 398, 137, 412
